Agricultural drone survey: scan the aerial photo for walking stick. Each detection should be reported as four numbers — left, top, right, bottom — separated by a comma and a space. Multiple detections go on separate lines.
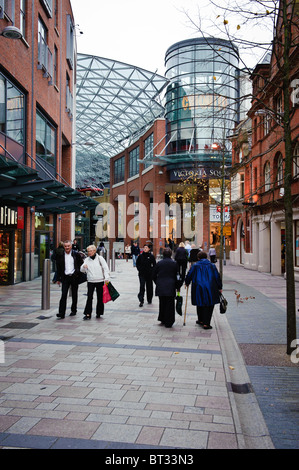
183, 285, 189, 326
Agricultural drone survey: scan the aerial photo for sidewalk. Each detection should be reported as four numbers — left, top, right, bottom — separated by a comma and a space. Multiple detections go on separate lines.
0, 259, 297, 450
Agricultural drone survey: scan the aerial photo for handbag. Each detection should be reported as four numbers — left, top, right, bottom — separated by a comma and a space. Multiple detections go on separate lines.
103, 283, 112, 303
219, 293, 228, 314
107, 281, 120, 301
175, 293, 183, 316
78, 271, 87, 284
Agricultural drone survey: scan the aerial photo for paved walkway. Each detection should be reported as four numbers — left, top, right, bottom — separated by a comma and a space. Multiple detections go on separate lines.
0, 259, 298, 450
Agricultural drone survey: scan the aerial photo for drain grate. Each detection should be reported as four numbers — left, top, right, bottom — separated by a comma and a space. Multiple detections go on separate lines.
0, 322, 38, 330
227, 382, 253, 394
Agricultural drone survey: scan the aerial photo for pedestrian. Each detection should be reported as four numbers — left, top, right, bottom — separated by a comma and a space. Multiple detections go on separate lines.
56, 240, 84, 319
97, 241, 106, 260
125, 243, 131, 262
80, 244, 110, 320
131, 241, 140, 267
208, 245, 217, 263
152, 247, 179, 328
185, 251, 222, 329
189, 244, 199, 266
72, 239, 79, 251
185, 240, 192, 255
51, 241, 64, 283
174, 242, 188, 282
136, 243, 156, 307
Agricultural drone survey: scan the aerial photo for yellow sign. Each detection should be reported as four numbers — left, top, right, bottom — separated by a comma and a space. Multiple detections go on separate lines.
223, 226, 231, 236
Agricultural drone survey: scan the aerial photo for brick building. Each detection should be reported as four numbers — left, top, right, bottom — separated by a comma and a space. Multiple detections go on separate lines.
229, 1, 299, 280
0, 0, 96, 284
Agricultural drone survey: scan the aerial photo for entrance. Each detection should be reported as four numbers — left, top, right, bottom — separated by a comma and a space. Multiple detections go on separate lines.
34, 232, 50, 277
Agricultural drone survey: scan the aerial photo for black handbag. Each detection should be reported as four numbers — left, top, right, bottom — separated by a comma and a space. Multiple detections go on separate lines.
219, 293, 228, 313
175, 294, 183, 316
78, 271, 87, 284
107, 281, 120, 301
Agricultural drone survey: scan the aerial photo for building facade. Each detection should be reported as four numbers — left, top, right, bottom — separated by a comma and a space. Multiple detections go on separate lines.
0, 0, 96, 285
229, 2, 299, 280
109, 38, 239, 257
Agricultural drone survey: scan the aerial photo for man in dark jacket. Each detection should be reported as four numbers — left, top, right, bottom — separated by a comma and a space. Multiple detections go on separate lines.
56, 240, 83, 319
136, 244, 156, 307
152, 247, 179, 328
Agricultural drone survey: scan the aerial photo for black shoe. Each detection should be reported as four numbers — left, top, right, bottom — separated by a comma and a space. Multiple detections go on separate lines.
69, 312, 76, 316
83, 315, 91, 320
203, 325, 212, 329
139, 302, 143, 307
56, 313, 65, 319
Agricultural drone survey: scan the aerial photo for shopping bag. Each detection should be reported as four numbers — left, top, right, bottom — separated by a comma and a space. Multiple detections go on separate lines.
107, 281, 120, 301
77, 272, 87, 284
219, 293, 228, 313
175, 293, 183, 316
103, 283, 112, 303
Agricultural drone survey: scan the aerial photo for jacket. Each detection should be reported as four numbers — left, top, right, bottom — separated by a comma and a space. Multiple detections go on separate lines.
80, 254, 110, 283
175, 247, 188, 262
56, 249, 83, 282
152, 258, 179, 297
136, 251, 156, 277
185, 259, 222, 306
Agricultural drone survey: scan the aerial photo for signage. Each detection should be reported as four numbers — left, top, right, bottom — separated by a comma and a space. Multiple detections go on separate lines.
210, 204, 230, 222
0, 206, 18, 228
170, 167, 230, 181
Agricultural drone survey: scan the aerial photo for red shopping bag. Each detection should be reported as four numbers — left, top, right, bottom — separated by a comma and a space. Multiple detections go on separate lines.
103, 283, 112, 303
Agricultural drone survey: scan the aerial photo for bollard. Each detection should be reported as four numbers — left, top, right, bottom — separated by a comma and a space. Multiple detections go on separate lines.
42, 258, 51, 310
111, 249, 115, 272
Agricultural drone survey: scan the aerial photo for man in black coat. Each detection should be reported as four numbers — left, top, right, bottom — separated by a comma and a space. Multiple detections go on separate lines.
136, 244, 156, 307
56, 240, 83, 319
152, 247, 179, 328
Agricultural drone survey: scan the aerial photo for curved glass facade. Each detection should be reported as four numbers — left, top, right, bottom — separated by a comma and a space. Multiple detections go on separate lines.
164, 38, 239, 164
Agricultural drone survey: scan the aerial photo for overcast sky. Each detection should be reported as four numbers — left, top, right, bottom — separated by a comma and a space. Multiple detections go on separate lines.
71, 0, 274, 75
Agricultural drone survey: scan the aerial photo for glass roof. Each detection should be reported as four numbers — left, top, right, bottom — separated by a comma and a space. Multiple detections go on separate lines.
75, 54, 168, 188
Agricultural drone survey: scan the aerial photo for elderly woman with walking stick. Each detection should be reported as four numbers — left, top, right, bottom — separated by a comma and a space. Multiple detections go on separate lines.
185, 251, 222, 329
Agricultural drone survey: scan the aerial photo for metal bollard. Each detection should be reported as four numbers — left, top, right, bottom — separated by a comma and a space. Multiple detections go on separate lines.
42, 258, 51, 310
111, 249, 115, 272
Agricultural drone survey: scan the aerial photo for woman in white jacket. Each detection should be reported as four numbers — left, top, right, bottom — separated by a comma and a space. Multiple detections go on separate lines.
80, 244, 110, 320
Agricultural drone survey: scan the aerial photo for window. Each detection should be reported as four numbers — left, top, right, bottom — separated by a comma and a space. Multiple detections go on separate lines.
66, 15, 74, 69
20, 0, 26, 38
40, 0, 53, 18
263, 113, 271, 135
36, 110, 56, 167
264, 161, 271, 191
296, 221, 299, 267
53, 45, 58, 87
0, 73, 25, 145
114, 157, 125, 184
277, 154, 283, 185
0, 0, 15, 22
293, 143, 299, 178
129, 147, 139, 178
38, 17, 53, 83
66, 72, 73, 118
240, 173, 245, 198
144, 133, 153, 168
276, 94, 283, 123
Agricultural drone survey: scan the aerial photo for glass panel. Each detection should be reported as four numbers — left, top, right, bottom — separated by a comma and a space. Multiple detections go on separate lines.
6, 82, 24, 144
36, 111, 56, 167
0, 230, 10, 285
14, 229, 23, 283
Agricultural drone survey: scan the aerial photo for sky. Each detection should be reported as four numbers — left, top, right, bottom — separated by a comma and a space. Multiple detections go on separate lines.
71, 0, 275, 76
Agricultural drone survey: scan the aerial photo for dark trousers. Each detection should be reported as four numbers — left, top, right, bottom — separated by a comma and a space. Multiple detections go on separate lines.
158, 296, 175, 327
84, 282, 104, 317
177, 260, 187, 281
196, 305, 214, 326
138, 275, 153, 304
59, 274, 79, 315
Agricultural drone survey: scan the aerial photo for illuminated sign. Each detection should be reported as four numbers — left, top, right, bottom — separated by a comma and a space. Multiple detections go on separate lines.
0, 206, 18, 227
170, 167, 230, 181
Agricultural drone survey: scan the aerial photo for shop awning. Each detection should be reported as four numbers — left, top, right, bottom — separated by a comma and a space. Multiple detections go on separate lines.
0, 155, 98, 214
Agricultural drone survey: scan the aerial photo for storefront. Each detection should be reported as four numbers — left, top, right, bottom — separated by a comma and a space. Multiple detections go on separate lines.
0, 205, 24, 285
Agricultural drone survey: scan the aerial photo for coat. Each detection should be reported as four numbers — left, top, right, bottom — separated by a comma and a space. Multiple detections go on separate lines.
136, 251, 156, 278
80, 254, 110, 283
185, 259, 222, 306
175, 247, 188, 262
56, 249, 83, 282
152, 258, 179, 297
